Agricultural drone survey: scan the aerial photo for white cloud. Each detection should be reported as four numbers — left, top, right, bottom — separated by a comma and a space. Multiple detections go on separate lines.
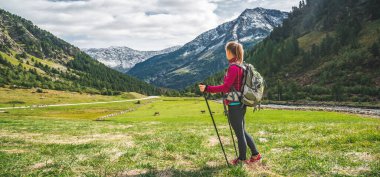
0, 0, 299, 50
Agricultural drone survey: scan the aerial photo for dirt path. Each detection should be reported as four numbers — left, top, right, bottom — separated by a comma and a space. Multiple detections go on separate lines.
0, 96, 160, 110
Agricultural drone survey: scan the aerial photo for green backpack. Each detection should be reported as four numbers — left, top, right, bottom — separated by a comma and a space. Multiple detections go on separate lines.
231, 62, 265, 110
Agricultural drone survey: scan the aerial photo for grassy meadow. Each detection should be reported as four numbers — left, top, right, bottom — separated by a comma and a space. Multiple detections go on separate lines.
0, 87, 146, 108
0, 92, 379, 176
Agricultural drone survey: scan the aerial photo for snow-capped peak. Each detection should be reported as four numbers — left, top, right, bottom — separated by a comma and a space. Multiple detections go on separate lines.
127, 7, 288, 89
83, 45, 181, 73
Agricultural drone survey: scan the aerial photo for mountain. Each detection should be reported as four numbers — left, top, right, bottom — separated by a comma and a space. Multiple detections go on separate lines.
127, 7, 288, 89
193, 0, 380, 102
0, 8, 177, 96
83, 45, 181, 73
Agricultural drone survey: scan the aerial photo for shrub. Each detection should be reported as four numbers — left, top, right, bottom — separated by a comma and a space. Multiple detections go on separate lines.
36, 88, 43, 93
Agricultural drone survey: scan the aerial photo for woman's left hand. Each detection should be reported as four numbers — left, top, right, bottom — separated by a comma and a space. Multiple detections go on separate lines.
199, 84, 206, 92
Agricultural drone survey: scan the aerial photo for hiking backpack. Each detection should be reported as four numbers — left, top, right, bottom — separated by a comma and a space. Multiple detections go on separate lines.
230, 62, 265, 110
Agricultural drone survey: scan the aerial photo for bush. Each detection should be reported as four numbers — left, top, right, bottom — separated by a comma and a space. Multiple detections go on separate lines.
331, 83, 344, 101
305, 85, 330, 95
15, 52, 27, 60
370, 42, 379, 57
36, 88, 43, 93
83, 88, 100, 95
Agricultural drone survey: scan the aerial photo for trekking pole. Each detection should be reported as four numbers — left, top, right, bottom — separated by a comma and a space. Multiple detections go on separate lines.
228, 117, 238, 158
222, 95, 238, 158
202, 92, 230, 167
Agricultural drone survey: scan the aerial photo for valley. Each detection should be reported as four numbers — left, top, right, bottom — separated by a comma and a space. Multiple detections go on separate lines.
0, 94, 379, 176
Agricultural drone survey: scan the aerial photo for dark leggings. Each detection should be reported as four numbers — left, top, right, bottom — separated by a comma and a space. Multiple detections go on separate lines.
228, 104, 259, 160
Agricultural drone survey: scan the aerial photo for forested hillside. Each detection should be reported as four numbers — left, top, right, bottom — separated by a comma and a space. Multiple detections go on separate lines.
187, 0, 380, 103
0, 9, 178, 96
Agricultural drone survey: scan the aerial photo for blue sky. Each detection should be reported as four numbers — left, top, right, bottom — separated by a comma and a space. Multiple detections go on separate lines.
0, 0, 299, 50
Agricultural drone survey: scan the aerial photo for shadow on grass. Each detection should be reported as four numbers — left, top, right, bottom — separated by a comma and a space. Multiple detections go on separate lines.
119, 161, 270, 177
123, 165, 231, 177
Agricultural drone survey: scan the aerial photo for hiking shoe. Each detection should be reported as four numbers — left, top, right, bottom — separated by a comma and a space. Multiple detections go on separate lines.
230, 158, 248, 166
247, 154, 262, 164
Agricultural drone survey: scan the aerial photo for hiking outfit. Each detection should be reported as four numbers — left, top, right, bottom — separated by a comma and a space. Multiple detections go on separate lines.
204, 57, 260, 162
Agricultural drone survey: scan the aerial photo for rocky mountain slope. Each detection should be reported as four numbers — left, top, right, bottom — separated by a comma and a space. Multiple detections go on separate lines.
127, 7, 288, 89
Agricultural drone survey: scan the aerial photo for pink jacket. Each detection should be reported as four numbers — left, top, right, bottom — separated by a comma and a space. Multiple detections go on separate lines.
205, 58, 244, 105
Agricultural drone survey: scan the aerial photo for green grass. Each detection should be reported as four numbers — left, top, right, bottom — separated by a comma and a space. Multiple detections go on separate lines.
0, 96, 379, 176
297, 31, 329, 51
0, 51, 20, 66
29, 54, 68, 71
0, 50, 67, 74
0, 87, 146, 108
359, 19, 380, 46
0, 51, 40, 72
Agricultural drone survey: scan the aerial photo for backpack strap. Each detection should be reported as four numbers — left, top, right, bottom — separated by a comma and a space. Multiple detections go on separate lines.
227, 64, 243, 94
228, 62, 245, 87
229, 63, 247, 105
229, 62, 246, 70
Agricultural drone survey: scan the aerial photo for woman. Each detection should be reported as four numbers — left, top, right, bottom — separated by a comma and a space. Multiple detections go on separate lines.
199, 41, 261, 165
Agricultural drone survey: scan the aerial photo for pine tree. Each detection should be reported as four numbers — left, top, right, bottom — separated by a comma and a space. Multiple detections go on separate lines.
370, 42, 379, 57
